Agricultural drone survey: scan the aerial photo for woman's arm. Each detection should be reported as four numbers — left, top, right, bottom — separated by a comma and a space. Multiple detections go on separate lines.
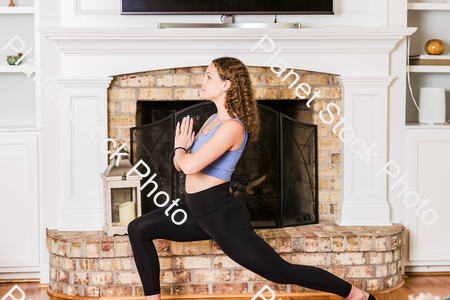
173, 155, 182, 172
173, 140, 195, 171
173, 114, 213, 172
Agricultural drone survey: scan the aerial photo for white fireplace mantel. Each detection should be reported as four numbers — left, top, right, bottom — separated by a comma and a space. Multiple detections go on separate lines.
38, 27, 416, 76
38, 27, 413, 54
38, 26, 416, 229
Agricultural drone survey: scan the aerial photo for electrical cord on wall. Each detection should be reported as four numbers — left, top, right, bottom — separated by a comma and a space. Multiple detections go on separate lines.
311, 23, 449, 125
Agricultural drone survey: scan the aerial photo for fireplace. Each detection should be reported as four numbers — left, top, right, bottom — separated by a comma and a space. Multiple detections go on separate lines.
35, 20, 417, 297
104, 65, 346, 226
129, 100, 318, 228
39, 26, 415, 232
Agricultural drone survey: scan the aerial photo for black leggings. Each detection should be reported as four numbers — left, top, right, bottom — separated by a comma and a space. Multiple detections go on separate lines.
127, 181, 352, 298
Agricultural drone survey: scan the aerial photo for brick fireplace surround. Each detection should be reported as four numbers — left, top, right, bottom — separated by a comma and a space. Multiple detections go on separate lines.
46, 65, 405, 298
107, 65, 341, 223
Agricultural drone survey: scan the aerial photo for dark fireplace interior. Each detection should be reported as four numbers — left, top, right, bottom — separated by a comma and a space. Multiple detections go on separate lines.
130, 100, 318, 228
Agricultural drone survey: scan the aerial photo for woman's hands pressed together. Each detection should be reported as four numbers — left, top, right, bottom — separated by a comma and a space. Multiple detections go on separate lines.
175, 115, 195, 151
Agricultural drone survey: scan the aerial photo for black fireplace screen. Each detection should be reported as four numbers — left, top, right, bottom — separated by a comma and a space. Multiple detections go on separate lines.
129, 101, 318, 228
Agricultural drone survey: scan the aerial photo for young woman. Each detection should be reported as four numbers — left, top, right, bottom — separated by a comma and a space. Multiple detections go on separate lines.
127, 57, 376, 300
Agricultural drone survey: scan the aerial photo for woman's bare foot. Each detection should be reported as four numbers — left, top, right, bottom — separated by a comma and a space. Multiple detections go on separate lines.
145, 294, 161, 300
346, 285, 370, 300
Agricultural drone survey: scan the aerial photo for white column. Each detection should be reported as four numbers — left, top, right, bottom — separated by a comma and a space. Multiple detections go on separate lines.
335, 76, 394, 226
56, 77, 113, 230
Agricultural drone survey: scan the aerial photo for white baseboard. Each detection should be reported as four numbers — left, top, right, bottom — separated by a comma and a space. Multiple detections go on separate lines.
405, 265, 450, 273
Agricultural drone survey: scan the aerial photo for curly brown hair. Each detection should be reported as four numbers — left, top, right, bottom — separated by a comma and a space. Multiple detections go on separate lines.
212, 57, 260, 146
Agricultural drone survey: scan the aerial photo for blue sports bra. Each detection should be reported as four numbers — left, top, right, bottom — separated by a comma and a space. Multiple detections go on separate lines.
189, 113, 248, 181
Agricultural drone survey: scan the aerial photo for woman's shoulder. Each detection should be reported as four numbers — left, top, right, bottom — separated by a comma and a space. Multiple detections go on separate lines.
220, 118, 246, 134
229, 116, 244, 126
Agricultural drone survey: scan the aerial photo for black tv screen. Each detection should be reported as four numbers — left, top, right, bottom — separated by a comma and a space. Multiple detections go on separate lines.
121, 0, 334, 15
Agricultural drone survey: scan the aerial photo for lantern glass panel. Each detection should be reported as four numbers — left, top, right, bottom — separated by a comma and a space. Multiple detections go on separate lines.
111, 187, 133, 225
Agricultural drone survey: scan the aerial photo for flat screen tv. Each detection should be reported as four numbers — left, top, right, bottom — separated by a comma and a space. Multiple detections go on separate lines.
121, 0, 334, 15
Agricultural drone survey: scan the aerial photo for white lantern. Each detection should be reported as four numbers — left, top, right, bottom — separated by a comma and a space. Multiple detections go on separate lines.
101, 145, 143, 236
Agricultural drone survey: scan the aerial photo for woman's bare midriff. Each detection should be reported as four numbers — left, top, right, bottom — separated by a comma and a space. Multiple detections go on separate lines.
185, 172, 228, 194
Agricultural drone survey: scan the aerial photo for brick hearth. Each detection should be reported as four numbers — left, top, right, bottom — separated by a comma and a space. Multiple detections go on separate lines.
46, 223, 404, 297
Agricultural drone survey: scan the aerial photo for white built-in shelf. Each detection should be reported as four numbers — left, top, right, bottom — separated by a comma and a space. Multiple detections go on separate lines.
0, 65, 27, 73
0, 126, 41, 132
0, 6, 34, 14
408, 3, 450, 10
406, 122, 450, 129
408, 65, 450, 73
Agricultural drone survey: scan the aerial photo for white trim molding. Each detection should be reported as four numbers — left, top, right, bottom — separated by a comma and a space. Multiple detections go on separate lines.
335, 76, 395, 226
405, 129, 450, 261
56, 77, 113, 230
38, 27, 416, 55
0, 133, 40, 269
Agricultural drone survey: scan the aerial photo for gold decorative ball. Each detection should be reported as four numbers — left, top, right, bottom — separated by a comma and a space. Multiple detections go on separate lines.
425, 39, 445, 55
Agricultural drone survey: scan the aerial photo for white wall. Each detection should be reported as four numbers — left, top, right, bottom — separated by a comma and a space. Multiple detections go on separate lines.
58, 0, 390, 28
0, 14, 36, 126
0, 73, 36, 126
387, 0, 408, 225
38, 0, 62, 283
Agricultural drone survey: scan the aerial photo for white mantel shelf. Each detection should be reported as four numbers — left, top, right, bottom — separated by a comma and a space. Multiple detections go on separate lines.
38, 27, 417, 55
406, 122, 450, 129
